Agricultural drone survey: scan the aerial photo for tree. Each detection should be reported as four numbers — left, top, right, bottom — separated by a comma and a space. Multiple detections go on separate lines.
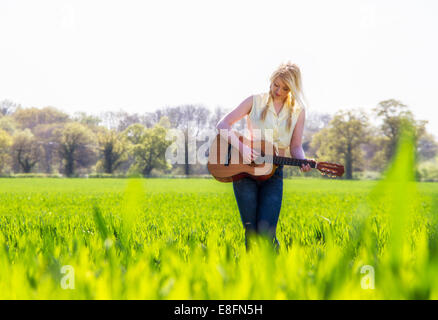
117, 112, 141, 132
123, 123, 147, 145
124, 118, 172, 177
417, 132, 438, 162
304, 111, 332, 157
32, 123, 65, 173
311, 109, 370, 179
11, 129, 42, 173
0, 116, 18, 135
56, 123, 97, 177
73, 112, 102, 127
162, 104, 210, 175
142, 110, 165, 128
0, 129, 12, 173
13, 106, 70, 130
99, 110, 151, 132
362, 132, 388, 171
0, 99, 21, 116
99, 111, 121, 131
373, 99, 427, 162
96, 128, 128, 174
208, 106, 228, 132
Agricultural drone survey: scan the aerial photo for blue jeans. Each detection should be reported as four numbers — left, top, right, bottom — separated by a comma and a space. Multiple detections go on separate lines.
232, 164, 284, 252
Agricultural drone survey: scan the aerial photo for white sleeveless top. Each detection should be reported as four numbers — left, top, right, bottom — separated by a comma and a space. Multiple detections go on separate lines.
246, 92, 304, 156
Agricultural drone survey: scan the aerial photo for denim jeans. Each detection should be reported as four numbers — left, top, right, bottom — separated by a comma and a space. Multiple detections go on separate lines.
232, 164, 284, 252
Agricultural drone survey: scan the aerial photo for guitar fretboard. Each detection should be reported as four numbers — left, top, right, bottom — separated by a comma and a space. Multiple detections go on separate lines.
262, 155, 317, 168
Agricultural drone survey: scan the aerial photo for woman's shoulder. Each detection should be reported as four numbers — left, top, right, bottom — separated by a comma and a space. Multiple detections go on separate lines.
252, 92, 269, 107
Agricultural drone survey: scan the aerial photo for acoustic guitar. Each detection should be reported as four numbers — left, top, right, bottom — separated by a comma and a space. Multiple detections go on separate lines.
207, 132, 344, 183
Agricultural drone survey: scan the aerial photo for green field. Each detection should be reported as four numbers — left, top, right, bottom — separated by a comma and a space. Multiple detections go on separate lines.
1, 135, 438, 299
0, 174, 437, 299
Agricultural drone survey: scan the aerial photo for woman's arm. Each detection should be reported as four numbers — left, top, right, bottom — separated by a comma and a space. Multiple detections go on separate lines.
290, 109, 311, 172
216, 95, 259, 163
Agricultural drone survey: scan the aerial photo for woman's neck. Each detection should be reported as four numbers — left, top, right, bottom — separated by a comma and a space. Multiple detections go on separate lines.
272, 95, 287, 106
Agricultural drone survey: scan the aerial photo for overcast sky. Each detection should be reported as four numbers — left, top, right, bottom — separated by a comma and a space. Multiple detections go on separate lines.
1, 0, 437, 137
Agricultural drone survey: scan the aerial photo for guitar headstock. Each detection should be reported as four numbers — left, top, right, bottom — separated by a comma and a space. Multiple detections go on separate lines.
316, 161, 344, 178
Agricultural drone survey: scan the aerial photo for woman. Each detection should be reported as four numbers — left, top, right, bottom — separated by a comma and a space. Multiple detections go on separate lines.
216, 62, 312, 252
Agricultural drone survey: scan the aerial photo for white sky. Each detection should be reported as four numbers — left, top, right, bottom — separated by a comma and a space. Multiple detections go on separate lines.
1, 0, 437, 137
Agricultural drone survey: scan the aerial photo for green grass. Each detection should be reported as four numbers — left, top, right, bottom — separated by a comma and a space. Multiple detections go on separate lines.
1, 133, 438, 299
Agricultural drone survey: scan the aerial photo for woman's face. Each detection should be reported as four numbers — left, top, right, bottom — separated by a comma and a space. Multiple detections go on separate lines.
271, 77, 290, 101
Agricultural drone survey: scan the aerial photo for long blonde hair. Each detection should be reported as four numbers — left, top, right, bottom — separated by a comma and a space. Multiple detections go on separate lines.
261, 61, 305, 131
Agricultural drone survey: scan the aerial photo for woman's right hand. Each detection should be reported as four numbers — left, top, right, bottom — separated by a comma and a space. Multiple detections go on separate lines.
241, 144, 260, 164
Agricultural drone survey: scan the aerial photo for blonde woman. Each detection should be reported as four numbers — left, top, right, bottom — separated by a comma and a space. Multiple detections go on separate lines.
216, 62, 311, 252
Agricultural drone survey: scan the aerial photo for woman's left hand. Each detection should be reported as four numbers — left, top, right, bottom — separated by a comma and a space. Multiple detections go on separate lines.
300, 161, 313, 173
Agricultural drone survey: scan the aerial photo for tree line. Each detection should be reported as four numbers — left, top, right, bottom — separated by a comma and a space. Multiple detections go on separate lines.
0, 98, 437, 179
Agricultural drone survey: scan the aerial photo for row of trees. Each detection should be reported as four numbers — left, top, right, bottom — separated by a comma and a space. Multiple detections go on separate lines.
0, 98, 437, 179
309, 99, 437, 179
0, 100, 228, 177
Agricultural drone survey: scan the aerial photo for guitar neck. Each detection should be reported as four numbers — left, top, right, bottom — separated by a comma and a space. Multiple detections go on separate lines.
263, 155, 317, 168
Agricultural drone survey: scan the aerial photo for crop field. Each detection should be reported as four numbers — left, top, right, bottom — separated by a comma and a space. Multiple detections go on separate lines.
1, 139, 438, 299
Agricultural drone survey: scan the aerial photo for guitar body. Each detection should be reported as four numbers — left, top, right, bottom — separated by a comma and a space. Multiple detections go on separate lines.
207, 132, 279, 183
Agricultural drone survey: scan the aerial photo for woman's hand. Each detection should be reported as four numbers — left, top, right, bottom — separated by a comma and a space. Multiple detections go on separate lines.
242, 144, 260, 164
300, 159, 314, 173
